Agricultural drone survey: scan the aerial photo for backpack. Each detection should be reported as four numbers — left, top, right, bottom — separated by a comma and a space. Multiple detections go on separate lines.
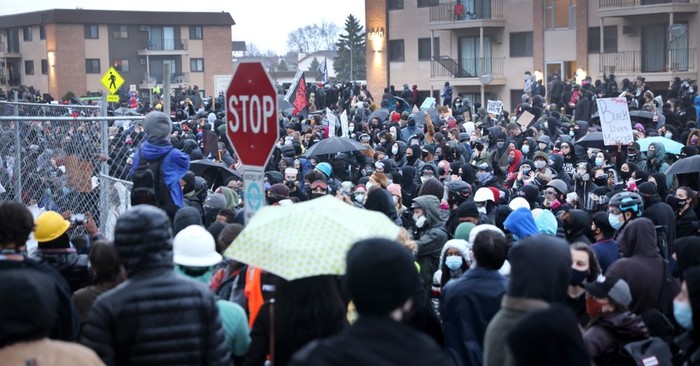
619, 337, 674, 366
130, 148, 173, 208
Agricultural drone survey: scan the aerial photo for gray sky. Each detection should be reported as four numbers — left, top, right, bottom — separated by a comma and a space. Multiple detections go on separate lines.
0, 0, 366, 55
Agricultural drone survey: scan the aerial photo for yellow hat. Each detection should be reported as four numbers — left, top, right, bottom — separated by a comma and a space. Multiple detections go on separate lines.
34, 211, 70, 243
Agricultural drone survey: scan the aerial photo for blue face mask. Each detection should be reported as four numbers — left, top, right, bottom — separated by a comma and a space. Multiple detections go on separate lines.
445, 255, 463, 271
522, 145, 530, 154
674, 300, 693, 330
665, 133, 673, 139
608, 213, 623, 230
595, 158, 604, 166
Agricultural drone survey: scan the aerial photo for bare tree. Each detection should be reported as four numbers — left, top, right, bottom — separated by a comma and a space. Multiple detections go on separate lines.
246, 43, 262, 57
287, 23, 338, 54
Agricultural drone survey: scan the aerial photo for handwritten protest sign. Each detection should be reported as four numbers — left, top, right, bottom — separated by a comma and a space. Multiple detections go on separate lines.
596, 97, 633, 146
516, 111, 535, 128
487, 100, 503, 115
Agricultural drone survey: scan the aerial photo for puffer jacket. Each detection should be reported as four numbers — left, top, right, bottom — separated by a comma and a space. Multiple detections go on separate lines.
80, 205, 231, 366
32, 248, 89, 293
583, 311, 650, 366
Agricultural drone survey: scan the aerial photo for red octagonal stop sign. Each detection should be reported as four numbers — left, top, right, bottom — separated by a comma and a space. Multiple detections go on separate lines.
226, 62, 279, 167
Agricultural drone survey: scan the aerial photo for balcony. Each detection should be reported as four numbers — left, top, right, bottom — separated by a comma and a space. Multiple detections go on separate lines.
599, 0, 698, 17
428, 0, 505, 30
600, 48, 696, 81
139, 72, 190, 90
431, 56, 506, 85
0, 43, 22, 58
137, 39, 188, 56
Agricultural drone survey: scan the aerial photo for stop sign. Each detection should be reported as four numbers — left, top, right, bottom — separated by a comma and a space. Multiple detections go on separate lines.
226, 62, 279, 167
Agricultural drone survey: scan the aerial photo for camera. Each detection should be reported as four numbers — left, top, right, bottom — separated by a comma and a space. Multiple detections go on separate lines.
70, 214, 85, 226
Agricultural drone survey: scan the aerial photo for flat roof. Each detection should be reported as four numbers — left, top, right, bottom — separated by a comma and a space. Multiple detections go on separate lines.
0, 9, 235, 27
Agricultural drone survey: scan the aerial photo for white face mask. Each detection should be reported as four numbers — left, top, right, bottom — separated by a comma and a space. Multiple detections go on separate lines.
366, 182, 374, 191
391, 147, 399, 155
355, 193, 365, 203
413, 215, 427, 228
477, 206, 487, 214
420, 176, 429, 184
349, 125, 355, 132
534, 160, 547, 169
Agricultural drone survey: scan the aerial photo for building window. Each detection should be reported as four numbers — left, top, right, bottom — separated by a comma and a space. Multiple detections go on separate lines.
388, 0, 404, 10
544, 0, 576, 30
84, 24, 99, 39
41, 59, 48, 74
24, 60, 34, 75
85, 58, 101, 73
588, 26, 618, 53
189, 26, 203, 40
417, 0, 438, 7
418, 37, 439, 61
510, 32, 533, 57
23, 26, 32, 42
190, 58, 204, 72
113, 25, 128, 39
388, 40, 405, 62
39, 25, 46, 40
113, 59, 129, 72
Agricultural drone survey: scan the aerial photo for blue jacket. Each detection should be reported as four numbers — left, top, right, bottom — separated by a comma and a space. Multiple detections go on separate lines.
694, 95, 700, 122
440, 266, 508, 366
504, 207, 539, 240
130, 141, 190, 207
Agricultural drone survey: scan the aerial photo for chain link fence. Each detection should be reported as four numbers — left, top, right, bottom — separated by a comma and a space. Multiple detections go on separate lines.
0, 99, 145, 239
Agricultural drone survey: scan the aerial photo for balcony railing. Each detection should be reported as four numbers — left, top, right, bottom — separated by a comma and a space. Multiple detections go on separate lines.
431, 56, 504, 78
143, 38, 188, 51
142, 73, 190, 85
600, 0, 695, 7
429, 0, 504, 22
600, 48, 695, 74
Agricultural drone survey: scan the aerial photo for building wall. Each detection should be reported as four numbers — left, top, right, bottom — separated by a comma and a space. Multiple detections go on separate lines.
365, 0, 387, 103
201, 26, 233, 96
19, 25, 48, 95
85, 25, 110, 94
54, 24, 87, 98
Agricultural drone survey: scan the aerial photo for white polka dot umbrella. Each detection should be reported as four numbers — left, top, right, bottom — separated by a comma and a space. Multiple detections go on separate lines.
223, 195, 401, 281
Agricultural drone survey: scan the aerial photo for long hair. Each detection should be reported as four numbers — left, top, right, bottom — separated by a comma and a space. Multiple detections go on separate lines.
273, 275, 346, 352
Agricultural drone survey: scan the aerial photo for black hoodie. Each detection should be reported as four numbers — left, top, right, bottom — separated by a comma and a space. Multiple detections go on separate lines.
508, 235, 572, 303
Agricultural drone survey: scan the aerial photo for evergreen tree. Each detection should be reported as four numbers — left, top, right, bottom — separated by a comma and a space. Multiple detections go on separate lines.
278, 59, 289, 72
309, 57, 321, 80
333, 14, 366, 81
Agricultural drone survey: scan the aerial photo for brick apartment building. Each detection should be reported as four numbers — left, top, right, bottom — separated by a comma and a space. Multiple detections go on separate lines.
365, 0, 699, 112
0, 9, 234, 100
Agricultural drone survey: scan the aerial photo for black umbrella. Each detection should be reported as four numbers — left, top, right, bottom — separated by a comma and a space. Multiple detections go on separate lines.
367, 108, 390, 123
303, 137, 368, 157
189, 159, 241, 189
394, 96, 411, 112
666, 155, 700, 176
629, 110, 664, 129
410, 108, 439, 126
575, 132, 606, 150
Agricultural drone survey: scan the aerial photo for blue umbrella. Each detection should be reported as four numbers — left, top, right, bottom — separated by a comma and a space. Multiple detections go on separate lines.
637, 136, 684, 155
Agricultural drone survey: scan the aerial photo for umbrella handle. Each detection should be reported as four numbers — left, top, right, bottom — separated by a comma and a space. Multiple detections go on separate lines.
269, 298, 275, 366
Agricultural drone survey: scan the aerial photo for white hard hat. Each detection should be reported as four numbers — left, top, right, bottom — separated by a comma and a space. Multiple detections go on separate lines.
509, 197, 530, 211
173, 225, 222, 267
474, 187, 495, 203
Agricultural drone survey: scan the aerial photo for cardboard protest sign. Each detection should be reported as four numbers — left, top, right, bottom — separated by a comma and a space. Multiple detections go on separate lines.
596, 97, 633, 145
64, 155, 93, 193
516, 111, 535, 128
487, 100, 503, 115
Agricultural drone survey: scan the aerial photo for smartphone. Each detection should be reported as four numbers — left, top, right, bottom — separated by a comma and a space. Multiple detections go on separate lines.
70, 214, 85, 225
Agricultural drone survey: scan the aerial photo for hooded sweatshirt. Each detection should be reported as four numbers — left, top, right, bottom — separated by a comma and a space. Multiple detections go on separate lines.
606, 218, 675, 315
413, 195, 449, 291
130, 140, 190, 208
504, 207, 539, 240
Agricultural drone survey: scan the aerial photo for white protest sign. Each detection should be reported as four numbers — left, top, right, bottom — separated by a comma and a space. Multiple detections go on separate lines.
340, 110, 349, 138
420, 97, 436, 111
596, 97, 633, 146
487, 100, 503, 115
325, 107, 338, 138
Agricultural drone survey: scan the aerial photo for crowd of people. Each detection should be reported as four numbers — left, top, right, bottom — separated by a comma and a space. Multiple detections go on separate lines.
1, 70, 700, 366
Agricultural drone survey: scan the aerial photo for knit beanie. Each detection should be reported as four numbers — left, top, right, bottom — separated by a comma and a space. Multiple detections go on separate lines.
346, 238, 419, 316
144, 111, 173, 143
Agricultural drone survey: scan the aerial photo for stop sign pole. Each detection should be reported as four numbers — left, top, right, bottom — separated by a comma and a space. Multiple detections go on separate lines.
225, 62, 279, 223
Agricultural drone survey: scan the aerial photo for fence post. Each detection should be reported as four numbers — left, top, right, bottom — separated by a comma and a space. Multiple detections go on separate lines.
13, 91, 21, 204
99, 95, 109, 233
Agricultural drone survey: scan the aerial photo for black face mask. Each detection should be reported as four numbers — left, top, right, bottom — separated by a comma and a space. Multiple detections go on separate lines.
594, 177, 607, 187
667, 196, 687, 210
570, 268, 590, 286
421, 150, 429, 158
475, 143, 484, 151
266, 196, 281, 205
619, 171, 632, 181
407, 155, 417, 165
310, 192, 326, 200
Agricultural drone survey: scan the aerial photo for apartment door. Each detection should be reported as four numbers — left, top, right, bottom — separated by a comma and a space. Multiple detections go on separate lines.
459, 36, 492, 77
462, 0, 492, 19
546, 62, 563, 81
642, 24, 666, 72
669, 23, 689, 71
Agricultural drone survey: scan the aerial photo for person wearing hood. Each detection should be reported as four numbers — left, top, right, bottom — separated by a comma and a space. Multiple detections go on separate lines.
672, 266, 700, 364
411, 195, 449, 292
474, 162, 500, 189
0, 270, 104, 366
130, 111, 190, 215
533, 208, 559, 236
503, 207, 539, 240
548, 153, 573, 191
645, 142, 671, 188
173, 225, 251, 364
624, 142, 647, 171
405, 144, 426, 186
606, 218, 679, 316
637, 182, 677, 252
470, 138, 490, 168
441, 230, 510, 366
532, 151, 555, 179
560, 209, 592, 245
80, 206, 231, 365
590, 212, 620, 274
537, 134, 553, 156
559, 141, 576, 177
483, 235, 572, 366
499, 147, 523, 189
390, 140, 408, 167
431, 239, 471, 310
582, 276, 650, 365
173, 206, 203, 236
520, 136, 537, 161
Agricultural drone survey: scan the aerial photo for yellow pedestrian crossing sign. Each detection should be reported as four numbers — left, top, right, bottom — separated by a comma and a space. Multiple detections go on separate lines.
101, 67, 124, 94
